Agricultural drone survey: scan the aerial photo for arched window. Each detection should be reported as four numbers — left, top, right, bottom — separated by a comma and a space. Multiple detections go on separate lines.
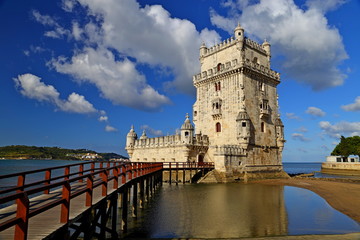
216, 122, 221, 132
217, 63, 222, 72
215, 83, 218, 91
218, 82, 221, 91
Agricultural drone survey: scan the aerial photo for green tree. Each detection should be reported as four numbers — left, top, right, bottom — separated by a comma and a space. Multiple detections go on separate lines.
331, 136, 360, 157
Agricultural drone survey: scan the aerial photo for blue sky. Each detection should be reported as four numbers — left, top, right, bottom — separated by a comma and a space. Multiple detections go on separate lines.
1, 0, 360, 162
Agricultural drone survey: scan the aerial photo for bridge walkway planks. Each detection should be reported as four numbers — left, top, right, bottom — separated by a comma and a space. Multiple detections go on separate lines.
0, 178, 118, 240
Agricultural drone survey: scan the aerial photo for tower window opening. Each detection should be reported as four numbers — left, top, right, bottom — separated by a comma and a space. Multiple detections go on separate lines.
218, 82, 221, 91
242, 122, 246, 127
185, 131, 189, 136
215, 83, 218, 91
216, 122, 221, 132
261, 122, 265, 132
217, 63, 222, 72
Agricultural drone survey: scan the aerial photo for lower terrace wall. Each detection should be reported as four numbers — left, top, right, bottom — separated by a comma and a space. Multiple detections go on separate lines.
322, 162, 360, 176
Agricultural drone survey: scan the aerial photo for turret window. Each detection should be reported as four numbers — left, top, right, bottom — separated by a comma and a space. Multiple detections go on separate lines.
242, 122, 247, 127
216, 122, 221, 132
215, 82, 221, 92
261, 122, 265, 132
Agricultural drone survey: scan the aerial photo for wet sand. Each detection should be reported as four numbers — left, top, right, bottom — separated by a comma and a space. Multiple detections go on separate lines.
253, 178, 360, 223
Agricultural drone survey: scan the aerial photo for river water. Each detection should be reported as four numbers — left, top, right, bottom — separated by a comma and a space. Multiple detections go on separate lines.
1, 160, 359, 238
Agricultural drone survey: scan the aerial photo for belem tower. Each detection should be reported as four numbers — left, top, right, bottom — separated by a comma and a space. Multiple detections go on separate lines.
125, 23, 288, 181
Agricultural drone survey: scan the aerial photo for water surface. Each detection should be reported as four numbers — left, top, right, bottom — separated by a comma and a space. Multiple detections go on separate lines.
124, 183, 360, 238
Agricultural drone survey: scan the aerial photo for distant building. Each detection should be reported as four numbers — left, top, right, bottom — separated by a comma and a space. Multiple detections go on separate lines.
125, 23, 287, 181
322, 155, 360, 175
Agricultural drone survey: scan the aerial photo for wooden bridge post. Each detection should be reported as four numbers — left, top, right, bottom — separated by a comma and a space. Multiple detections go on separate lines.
64, 166, 70, 180
60, 181, 71, 223
111, 194, 119, 239
91, 162, 95, 173
113, 165, 119, 189
44, 169, 51, 194
145, 176, 150, 202
132, 182, 138, 218
86, 175, 93, 207
14, 193, 29, 240
169, 163, 172, 184
79, 163, 84, 183
102, 170, 108, 196
121, 164, 126, 184
121, 187, 128, 232
139, 179, 145, 208
17, 174, 25, 193
176, 162, 179, 184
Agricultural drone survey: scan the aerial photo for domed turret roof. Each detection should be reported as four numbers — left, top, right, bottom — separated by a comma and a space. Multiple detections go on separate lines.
237, 106, 250, 120
181, 113, 194, 130
140, 129, 148, 140
127, 125, 137, 138
275, 117, 284, 126
234, 22, 244, 32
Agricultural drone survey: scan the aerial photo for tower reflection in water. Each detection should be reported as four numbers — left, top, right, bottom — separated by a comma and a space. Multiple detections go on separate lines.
125, 183, 288, 238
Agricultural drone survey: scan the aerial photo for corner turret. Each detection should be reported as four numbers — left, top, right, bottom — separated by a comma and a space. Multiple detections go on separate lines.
234, 22, 245, 50
200, 42, 207, 57
262, 39, 271, 67
126, 125, 137, 158
140, 130, 148, 140
181, 113, 194, 144
236, 107, 251, 149
275, 116, 285, 152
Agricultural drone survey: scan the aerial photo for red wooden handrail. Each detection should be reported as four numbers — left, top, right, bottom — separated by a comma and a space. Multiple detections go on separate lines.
0, 161, 163, 240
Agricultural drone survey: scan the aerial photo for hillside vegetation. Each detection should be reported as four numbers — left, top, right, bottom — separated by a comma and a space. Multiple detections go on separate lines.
0, 145, 126, 160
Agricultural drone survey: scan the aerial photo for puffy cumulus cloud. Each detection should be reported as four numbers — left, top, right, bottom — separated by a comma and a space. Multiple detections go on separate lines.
70, 0, 220, 95
341, 96, 360, 112
210, 0, 348, 91
51, 47, 171, 111
105, 125, 118, 132
59, 92, 97, 113
319, 121, 360, 138
286, 112, 301, 120
13, 73, 97, 114
291, 133, 310, 142
140, 125, 163, 137
306, 106, 326, 117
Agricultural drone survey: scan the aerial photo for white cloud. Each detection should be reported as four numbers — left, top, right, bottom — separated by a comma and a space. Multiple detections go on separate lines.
105, 125, 118, 132
140, 125, 163, 136
210, 0, 348, 91
14, 73, 60, 102
296, 126, 308, 132
319, 121, 360, 138
99, 116, 108, 122
32, 10, 70, 39
286, 112, 301, 120
305, 0, 347, 13
67, 0, 220, 95
13, 73, 97, 114
306, 106, 326, 117
62, 0, 76, 12
59, 92, 97, 113
291, 133, 310, 142
51, 47, 171, 111
341, 96, 360, 112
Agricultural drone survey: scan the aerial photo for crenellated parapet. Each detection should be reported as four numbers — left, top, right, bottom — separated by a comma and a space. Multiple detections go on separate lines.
214, 145, 246, 156
193, 58, 280, 85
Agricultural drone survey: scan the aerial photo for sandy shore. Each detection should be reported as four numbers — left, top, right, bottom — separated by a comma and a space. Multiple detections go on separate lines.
253, 178, 360, 223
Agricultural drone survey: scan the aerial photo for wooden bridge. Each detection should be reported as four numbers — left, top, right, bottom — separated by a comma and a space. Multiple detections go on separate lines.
0, 161, 214, 239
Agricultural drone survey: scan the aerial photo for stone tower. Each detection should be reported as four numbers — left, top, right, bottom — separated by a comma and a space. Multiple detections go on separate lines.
192, 23, 286, 178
